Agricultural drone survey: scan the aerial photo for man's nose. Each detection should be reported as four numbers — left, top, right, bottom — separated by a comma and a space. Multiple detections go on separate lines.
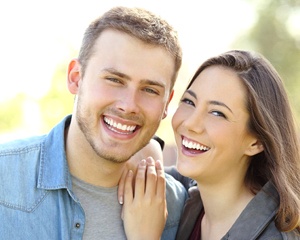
115, 89, 140, 114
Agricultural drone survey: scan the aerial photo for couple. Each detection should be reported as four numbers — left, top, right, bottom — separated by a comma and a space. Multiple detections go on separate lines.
0, 6, 299, 240
122, 49, 300, 239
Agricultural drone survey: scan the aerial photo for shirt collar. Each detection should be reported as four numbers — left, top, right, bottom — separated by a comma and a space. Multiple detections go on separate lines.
37, 115, 72, 191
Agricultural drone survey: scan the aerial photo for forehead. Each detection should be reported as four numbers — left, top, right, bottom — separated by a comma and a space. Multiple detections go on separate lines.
89, 29, 175, 90
190, 66, 248, 108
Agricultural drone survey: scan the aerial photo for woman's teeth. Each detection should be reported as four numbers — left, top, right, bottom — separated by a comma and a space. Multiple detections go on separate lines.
182, 138, 210, 151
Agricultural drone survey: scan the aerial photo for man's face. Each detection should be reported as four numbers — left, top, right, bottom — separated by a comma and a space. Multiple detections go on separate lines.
69, 29, 175, 163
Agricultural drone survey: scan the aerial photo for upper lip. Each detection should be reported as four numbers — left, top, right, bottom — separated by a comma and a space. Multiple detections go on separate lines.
181, 136, 210, 151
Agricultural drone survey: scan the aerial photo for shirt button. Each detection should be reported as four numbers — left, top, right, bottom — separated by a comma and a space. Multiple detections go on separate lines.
75, 223, 81, 228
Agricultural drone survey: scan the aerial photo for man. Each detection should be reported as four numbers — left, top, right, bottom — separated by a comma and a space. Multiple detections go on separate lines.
0, 6, 186, 239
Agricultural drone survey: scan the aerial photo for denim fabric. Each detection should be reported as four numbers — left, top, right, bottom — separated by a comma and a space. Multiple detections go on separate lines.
0, 115, 187, 240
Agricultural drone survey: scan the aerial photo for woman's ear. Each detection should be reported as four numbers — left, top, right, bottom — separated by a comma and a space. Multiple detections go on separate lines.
245, 139, 264, 156
67, 58, 81, 94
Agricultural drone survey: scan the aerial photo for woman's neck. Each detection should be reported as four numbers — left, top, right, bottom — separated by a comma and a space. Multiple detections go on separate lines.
197, 180, 255, 240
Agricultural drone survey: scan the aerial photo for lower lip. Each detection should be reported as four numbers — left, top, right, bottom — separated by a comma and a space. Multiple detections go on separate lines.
181, 145, 207, 156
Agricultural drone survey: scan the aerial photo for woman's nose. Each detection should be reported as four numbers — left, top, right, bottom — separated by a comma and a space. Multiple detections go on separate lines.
182, 110, 205, 134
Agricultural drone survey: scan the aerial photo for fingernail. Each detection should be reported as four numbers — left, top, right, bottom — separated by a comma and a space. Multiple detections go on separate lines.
140, 159, 146, 166
146, 157, 154, 165
128, 169, 133, 176
156, 160, 162, 168
119, 196, 123, 205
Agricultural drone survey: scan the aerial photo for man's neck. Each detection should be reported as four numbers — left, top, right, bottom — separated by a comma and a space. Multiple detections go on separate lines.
65, 123, 125, 188
68, 153, 125, 187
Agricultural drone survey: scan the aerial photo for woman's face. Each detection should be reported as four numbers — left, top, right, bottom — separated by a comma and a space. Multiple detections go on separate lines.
172, 66, 261, 184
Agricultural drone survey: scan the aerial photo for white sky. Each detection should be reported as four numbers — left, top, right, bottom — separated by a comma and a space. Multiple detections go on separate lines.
0, 0, 255, 102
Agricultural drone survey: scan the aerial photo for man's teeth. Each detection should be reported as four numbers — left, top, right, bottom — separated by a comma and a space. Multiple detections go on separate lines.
182, 138, 210, 151
104, 117, 136, 132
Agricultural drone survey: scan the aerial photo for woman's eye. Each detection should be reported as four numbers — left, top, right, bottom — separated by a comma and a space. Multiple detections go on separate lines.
180, 98, 195, 106
211, 111, 226, 118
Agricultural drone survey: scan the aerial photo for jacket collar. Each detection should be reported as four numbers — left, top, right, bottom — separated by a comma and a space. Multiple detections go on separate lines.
176, 181, 279, 240
223, 181, 279, 240
37, 115, 73, 191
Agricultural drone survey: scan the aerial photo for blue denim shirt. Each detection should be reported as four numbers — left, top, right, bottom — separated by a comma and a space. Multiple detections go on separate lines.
0, 115, 187, 240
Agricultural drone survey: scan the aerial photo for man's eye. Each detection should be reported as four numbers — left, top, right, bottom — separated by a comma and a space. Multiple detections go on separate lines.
106, 77, 121, 83
144, 88, 159, 95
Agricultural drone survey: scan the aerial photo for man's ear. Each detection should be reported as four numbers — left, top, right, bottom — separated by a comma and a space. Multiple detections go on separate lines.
67, 58, 81, 94
162, 90, 174, 119
245, 139, 264, 156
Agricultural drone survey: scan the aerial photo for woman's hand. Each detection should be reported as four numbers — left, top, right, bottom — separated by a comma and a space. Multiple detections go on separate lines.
122, 157, 167, 240
118, 139, 163, 204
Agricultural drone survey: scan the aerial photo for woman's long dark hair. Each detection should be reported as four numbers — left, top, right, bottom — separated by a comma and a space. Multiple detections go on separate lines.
187, 50, 300, 232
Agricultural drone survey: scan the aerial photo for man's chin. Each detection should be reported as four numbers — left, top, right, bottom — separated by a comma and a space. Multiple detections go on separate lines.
98, 152, 132, 164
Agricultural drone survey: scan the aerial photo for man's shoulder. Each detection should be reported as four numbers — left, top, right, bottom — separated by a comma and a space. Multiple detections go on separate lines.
165, 172, 187, 198
161, 173, 187, 239
164, 173, 187, 216
0, 135, 46, 168
0, 135, 47, 210
0, 115, 69, 163
165, 172, 187, 210
0, 135, 45, 154
0, 135, 46, 173
165, 172, 187, 215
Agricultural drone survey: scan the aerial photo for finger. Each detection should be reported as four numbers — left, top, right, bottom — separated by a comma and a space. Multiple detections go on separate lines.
155, 160, 166, 197
118, 167, 128, 204
145, 157, 157, 198
123, 170, 134, 206
134, 159, 147, 199
121, 203, 124, 220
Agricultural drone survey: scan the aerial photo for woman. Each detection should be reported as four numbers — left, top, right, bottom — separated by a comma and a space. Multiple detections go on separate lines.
121, 50, 300, 239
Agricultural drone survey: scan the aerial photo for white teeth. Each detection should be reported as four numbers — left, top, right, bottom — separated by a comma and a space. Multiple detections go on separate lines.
182, 138, 210, 151
104, 117, 137, 132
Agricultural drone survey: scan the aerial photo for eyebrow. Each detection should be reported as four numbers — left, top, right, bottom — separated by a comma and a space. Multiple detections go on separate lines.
102, 68, 129, 79
102, 68, 166, 89
186, 89, 233, 113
